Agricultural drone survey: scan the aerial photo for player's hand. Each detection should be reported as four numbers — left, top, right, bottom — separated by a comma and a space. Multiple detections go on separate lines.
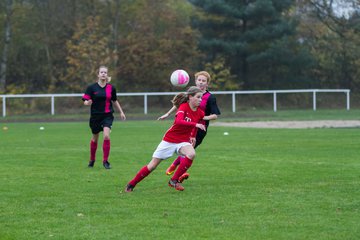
84, 100, 93, 106
157, 113, 169, 120
120, 112, 126, 121
190, 137, 196, 146
195, 123, 206, 131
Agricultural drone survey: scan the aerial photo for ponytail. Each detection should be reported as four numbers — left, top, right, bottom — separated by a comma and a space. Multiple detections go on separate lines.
171, 86, 202, 108
171, 93, 188, 108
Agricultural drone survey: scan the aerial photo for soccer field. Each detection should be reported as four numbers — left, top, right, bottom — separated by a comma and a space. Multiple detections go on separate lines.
0, 121, 359, 239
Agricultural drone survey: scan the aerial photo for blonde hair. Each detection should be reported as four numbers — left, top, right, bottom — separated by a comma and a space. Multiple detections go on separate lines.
171, 86, 202, 108
195, 71, 211, 84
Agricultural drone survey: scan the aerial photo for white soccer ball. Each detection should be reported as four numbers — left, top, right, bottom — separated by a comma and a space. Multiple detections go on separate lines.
170, 69, 190, 87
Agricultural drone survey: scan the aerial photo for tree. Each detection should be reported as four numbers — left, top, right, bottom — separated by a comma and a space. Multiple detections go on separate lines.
105, 0, 122, 73
36, 0, 107, 92
296, 0, 360, 92
64, 15, 116, 92
189, 0, 314, 90
204, 55, 238, 90
0, 0, 13, 93
117, 0, 201, 92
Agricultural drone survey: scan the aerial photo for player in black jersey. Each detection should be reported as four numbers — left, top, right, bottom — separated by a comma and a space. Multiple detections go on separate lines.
82, 66, 126, 169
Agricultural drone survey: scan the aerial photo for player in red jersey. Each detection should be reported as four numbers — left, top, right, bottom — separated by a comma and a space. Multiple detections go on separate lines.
82, 66, 126, 169
125, 86, 206, 192
158, 71, 220, 180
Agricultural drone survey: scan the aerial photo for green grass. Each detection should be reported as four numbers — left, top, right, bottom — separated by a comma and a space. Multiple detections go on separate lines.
219, 109, 360, 121
1, 109, 360, 122
0, 121, 360, 239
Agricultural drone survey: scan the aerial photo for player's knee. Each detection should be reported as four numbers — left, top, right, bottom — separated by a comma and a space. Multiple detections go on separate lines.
186, 152, 196, 160
148, 158, 161, 171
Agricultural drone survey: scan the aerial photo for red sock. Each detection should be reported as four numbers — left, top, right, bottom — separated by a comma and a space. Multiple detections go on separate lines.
172, 156, 183, 166
171, 157, 192, 181
129, 166, 151, 186
103, 139, 110, 162
90, 140, 97, 161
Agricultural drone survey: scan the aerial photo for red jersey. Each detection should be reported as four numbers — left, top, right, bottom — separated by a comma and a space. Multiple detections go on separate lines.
163, 102, 205, 143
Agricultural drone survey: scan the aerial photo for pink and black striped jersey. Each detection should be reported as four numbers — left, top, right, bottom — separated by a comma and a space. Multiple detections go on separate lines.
82, 83, 118, 115
199, 90, 221, 127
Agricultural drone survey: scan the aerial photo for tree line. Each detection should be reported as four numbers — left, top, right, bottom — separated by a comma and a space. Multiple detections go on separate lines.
0, 0, 359, 96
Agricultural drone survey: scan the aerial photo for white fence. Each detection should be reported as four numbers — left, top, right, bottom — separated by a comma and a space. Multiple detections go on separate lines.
0, 89, 351, 117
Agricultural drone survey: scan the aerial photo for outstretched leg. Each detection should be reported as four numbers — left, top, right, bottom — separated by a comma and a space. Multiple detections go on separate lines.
125, 158, 161, 192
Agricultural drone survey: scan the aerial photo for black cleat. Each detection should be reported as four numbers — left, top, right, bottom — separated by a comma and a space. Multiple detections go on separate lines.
103, 161, 111, 169
88, 160, 95, 167
125, 184, 134, 192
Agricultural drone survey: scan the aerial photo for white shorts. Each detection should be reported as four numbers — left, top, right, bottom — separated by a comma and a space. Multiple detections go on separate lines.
152, 140, 191, 160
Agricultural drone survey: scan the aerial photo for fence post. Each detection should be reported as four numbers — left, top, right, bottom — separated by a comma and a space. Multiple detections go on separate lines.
232, 93, 236, 113
51, 96, 55, 115
313, 91, 317, 111
144, 94, 148, 114
273, 92, 277, 112
2, 96, 5, 117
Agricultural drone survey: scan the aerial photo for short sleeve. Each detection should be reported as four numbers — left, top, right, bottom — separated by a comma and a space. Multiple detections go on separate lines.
82, 85, 92, 101
111, 85, 117, 101
207, 95, 221, 115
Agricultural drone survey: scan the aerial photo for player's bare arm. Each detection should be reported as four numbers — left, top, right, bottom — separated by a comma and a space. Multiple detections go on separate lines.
203, 114, 218, 121
113, 100, 126, 120
158, 105, 177, 120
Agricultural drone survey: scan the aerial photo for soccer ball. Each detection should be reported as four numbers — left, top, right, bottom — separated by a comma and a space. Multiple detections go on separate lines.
170, 69, 190, 87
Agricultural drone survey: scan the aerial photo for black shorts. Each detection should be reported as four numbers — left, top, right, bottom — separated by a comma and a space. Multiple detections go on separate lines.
89, 113, 114, 134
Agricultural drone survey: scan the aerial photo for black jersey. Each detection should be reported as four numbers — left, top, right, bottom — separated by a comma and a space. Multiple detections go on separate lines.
202, 91, 221, 127
82, 83, 118, 115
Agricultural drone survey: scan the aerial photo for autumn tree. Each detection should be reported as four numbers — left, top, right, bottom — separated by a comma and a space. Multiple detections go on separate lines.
65, 16, 116, 92
0, 0, 13, 93
117, 0, 201, 92
296, 0, 360, 93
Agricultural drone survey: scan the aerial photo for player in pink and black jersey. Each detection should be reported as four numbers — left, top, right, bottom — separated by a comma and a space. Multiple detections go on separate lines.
82, 66, 126, 169
158, 71, 220, 180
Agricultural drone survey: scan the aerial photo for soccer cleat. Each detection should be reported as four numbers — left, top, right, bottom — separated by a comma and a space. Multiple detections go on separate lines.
103, 161, 111, 169
168, 179, 184, 191
88, 160, 95, 167
178, 172, 190, 183
125, 184, 134, 192
166, 164, 177, 175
